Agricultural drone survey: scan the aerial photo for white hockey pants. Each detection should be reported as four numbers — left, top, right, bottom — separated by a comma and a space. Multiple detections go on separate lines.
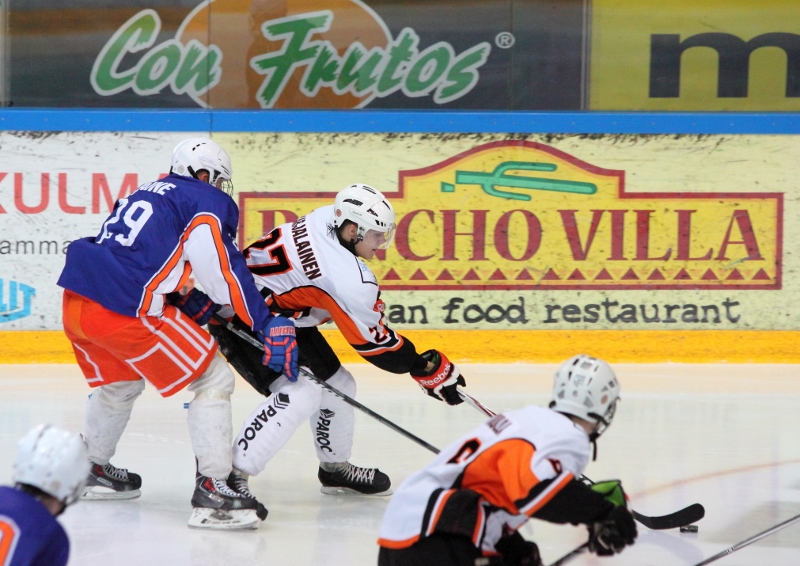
232, 366, 356, 477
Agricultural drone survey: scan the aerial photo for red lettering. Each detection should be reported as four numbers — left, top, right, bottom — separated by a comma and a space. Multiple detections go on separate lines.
92, 173, 138, 214
494, 210, 541, 261
14, 173, 49, 214
608, 210, 627, 260
442, 210, 487, 261
395, 209, 435, 261
635, 210, 671, 260
560, 209, 603, 260
57, 173, 85, 214
676, 210, 713, 260
716, 210, 763, 260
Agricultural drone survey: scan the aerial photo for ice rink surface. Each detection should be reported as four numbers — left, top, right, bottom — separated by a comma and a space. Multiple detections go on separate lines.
1, 362, 800, 566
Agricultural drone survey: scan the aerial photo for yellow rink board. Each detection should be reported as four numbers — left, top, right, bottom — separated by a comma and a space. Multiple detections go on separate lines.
2, 330, 798, 364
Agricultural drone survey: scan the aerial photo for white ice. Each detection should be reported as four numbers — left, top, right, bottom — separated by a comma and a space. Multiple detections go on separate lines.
1, 362, 799, 565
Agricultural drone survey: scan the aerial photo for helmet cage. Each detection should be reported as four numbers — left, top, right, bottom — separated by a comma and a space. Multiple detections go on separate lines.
549, 354, 620, 440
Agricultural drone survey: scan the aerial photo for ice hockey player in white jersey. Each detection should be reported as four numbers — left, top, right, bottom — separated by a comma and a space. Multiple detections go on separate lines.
377, 355, 637, 566
204, 183, 468, 498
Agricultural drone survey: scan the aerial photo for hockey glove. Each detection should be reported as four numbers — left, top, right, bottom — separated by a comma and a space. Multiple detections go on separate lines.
587, 480, 637, 556
494, 531, 543, 566
166, 289, 220, 326
259, 316, 298, 382
409, 349, 465, 406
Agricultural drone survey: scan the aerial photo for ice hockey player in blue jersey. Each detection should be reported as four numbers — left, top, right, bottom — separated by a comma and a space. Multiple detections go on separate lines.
57, 137, 298, 529
0, 423, 89, 566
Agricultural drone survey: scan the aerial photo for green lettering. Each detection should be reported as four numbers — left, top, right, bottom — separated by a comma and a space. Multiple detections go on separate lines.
250, 12, 332, 108
173, 39, 222, 95
435, 42, 491, 104
337, 44, 382, 94
135, 42, 181, 94
303, 42, 340, 95
405, 45, 450, 95
91, 9, 160, 95
377, 29, 416, 94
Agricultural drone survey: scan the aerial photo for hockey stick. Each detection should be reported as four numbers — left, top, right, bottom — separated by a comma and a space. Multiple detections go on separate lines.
692, 512, 800, 566
457, 389, 706, 530
547, 543, 588, 566
212, 315, 442, 455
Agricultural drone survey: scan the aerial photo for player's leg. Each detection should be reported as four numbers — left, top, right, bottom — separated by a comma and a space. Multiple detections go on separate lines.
378, 535, 480, 566
232, 374, 322, 476
313, 366, 391, 496
82, 380, 146, 499
187, 354, 266, 529
64, 291, 146, 500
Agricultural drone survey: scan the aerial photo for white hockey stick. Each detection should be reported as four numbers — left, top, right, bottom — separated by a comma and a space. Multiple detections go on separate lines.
692, 512, 800, 565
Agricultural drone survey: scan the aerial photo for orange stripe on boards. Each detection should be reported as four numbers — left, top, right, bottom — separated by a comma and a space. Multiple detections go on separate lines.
316, 330, 800, 364
4, 330, 800, 364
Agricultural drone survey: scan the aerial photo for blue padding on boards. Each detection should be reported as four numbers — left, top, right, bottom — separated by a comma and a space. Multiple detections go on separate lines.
0, 109, 797, 134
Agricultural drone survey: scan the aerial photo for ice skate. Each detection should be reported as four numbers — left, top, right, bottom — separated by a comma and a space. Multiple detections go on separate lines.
318, 462, 392, 496
227, 470, 268, 520
82, 462, 142, 500
188, 474, 263, 530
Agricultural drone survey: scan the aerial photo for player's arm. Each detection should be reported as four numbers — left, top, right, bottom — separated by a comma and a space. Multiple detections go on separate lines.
312, 288, 466, 406
180, 208, 298, 380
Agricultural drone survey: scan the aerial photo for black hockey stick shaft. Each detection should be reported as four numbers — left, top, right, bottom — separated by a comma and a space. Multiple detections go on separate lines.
547, 543, 588, 566
692, 512, 800, 566
213, 315, 442, 455
458, 389, 705, 530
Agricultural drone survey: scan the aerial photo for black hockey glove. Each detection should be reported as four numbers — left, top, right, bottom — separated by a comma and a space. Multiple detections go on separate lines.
166, 289, 219, 326
587, 480, 636, 556
410, 349, 465, 405
494, 531, 543, 566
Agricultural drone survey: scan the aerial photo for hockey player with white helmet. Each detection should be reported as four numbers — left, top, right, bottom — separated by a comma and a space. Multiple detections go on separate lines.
58, 137, 298, 529
0, 424, 90, 566
377, 354, 637, 566
200, 183, 467, 498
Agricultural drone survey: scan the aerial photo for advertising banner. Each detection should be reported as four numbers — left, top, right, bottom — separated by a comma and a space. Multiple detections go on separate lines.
11, 0, 585, 110
1, 130, 797, 361
590, 0, 800, 110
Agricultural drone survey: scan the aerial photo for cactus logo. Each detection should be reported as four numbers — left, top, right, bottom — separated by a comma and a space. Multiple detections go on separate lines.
91, 0, 491, 109
0, 279, 36, 323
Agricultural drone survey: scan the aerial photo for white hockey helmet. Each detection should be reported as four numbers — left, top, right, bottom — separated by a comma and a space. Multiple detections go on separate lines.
13, 424, 90, 506
549, 354, 620, 439
170, 137, 234, 195
332, 184, 397, 249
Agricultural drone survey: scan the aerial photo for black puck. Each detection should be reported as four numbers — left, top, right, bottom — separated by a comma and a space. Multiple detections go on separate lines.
680, 525, 699, 533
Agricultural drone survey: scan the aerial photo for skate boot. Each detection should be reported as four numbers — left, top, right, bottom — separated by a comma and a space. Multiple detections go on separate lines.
82, 462, 142, 500
188, 474, 264, 529
227, 470, 268, 520
318, 462, 392, 496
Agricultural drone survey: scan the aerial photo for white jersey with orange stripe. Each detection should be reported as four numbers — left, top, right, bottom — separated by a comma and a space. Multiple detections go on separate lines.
243, 205, 403, 357
58, 174, 272, 332
377, 406, 591, 554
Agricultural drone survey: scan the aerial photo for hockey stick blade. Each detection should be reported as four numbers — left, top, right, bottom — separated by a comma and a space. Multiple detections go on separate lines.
633, 503, 705, 530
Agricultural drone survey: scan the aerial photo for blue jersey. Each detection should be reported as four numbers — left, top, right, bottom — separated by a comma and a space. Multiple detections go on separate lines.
58, 174, 271, 331
0, 486, 69, 566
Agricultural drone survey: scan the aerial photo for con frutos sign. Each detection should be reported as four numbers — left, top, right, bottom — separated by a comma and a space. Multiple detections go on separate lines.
90, 0, 491, 109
